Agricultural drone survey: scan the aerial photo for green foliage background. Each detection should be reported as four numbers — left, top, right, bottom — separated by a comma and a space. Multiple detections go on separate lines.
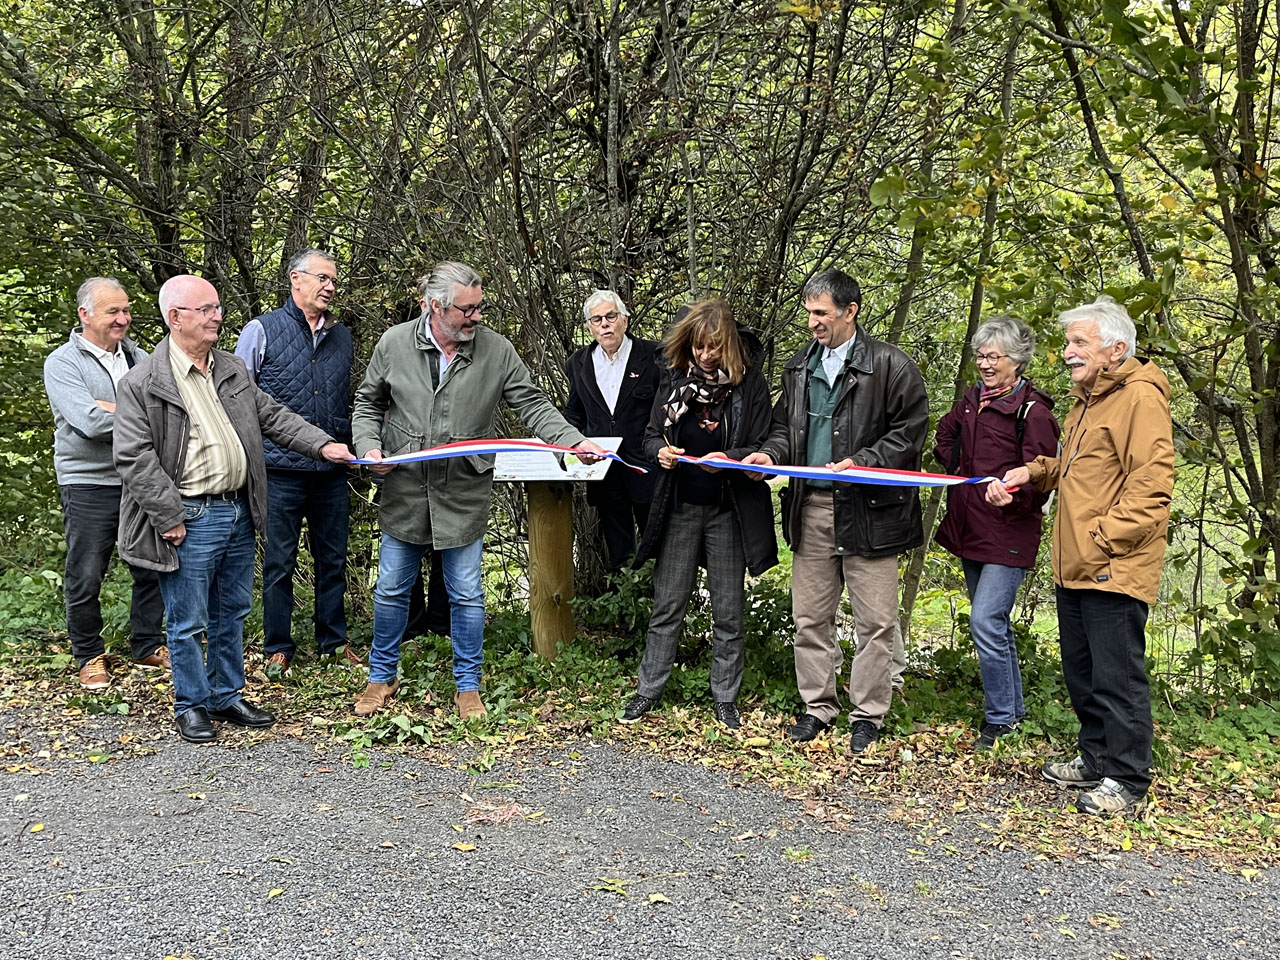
2, 0, 1279, 704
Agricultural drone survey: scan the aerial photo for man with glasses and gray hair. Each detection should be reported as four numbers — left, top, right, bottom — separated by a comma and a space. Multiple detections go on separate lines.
988, 294, 1174, 815
44, 277, 166, 690
564, 290, 660, 572
353, 261, 606, 719
235, 248, 357, 676
113, 274, 355, 743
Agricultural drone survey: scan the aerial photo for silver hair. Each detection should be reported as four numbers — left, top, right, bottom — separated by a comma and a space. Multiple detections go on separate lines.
581, 289, 629, 322
288, 247, 336, 274
76, 277, 125, 315
156, 275, 186, 327
1059, 295, 1137, 360
972, 315, 1036, 375
419, 261, 482, 311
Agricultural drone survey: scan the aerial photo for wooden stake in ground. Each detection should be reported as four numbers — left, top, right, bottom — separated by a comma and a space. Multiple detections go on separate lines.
526, 481, 575, 658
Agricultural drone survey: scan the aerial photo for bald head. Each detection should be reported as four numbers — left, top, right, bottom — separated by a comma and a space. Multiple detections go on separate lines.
158, 275, 217, 326
159, 274, 224, 359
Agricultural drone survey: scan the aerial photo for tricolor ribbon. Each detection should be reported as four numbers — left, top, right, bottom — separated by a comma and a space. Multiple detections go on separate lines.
675, 454, 1002, 487
351, 438, 649, 474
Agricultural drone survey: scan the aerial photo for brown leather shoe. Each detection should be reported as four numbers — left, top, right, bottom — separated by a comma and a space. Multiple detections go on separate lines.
132, 645, 171, 670
354, 680, 400, 717
455, 689, 487, 720
266, 652, 291, 676
78, 655, 111, 690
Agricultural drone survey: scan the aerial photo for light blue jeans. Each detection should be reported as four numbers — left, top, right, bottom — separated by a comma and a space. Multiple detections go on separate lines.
158, 497, 256, 717
368, 533, 485, 690
962, 559, 1027, 726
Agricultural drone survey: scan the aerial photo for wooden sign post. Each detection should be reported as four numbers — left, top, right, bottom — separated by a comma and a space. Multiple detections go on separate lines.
493, 437, 620, 660
526, 481, 574, 659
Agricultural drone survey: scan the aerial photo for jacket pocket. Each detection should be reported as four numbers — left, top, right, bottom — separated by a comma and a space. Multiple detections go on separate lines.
448, 433, 496, 480
778, 484, 793, 547
863, 487, 917, 552
383, 416, 419, 456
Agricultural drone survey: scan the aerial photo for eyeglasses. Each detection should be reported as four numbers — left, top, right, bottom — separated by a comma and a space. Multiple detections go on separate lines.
296, 269, 339, 287
450, 300, 487, 319
588, 311, 622, 327
174, 304, 223, 319
974, 352, 1009, 364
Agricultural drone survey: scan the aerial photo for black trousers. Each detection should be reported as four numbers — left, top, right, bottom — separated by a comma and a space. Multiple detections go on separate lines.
404, 548, 451, 639
1055, 586, 1153, 795
592, 473, 651, 573
59, 484, 164, 665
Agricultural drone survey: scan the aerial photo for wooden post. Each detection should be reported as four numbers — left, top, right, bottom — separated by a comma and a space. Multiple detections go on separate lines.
526, 481, 575, 659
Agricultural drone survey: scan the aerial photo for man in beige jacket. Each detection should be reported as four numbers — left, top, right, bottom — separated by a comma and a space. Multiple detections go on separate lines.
987, 295, 1174, 816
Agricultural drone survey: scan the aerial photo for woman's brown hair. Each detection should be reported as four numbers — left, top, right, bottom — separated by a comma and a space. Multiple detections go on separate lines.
662, 299, 749, 385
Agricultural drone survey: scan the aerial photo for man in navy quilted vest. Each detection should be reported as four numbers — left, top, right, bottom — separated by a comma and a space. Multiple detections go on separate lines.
235, 248, 357, 674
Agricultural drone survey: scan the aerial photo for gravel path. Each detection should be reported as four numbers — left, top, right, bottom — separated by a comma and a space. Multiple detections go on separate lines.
1, 715, 1274, 960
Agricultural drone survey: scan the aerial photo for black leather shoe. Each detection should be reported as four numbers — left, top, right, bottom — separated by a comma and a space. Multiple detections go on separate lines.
207, 699, 276, 728
175, 706, 217, 743
788, 714, 830, 742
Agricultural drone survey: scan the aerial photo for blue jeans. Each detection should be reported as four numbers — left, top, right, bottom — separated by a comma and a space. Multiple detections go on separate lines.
159, 497, 256, 716
962, 559, 1027, 726
368, 533, 485, 689
262, 469, 350, 658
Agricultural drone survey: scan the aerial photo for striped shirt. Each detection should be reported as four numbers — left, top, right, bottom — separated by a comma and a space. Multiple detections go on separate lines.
169, 346, 249, 497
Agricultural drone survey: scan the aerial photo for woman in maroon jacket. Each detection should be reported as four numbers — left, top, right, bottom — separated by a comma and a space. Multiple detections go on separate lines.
934, 316, 1061, 750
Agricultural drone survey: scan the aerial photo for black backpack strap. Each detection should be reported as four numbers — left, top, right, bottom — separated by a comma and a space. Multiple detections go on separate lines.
1015, 399, 1035, 463
948, 433, 962, 475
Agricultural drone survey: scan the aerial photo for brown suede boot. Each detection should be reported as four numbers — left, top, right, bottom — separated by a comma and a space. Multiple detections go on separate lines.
354, 679, 400, 717
454, 689, 487, 719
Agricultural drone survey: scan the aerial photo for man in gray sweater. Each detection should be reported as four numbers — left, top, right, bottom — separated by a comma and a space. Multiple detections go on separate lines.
43, 277, 166, 690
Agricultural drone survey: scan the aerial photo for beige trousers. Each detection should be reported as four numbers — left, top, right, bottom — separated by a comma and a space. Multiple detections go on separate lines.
791, 491, 901, 726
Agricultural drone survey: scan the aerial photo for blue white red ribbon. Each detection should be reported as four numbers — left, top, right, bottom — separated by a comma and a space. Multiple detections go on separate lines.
351, 438, 649, 474
350, 439, 1002, 487
675, 454, 1000, 487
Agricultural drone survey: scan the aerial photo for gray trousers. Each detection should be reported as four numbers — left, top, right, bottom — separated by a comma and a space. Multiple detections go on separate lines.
792, 491, 900, 727
637, 502, 746, 703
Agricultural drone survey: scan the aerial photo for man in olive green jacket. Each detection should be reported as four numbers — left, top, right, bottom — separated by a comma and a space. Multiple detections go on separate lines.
352, 261, 604, 719
989, 295, 1174, 817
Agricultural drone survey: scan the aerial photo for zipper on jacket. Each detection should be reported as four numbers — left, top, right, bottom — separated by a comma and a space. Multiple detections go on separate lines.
1059, 393, 1092, 478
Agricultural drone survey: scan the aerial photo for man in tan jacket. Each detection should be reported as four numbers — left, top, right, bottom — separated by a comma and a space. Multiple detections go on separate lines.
987, 295, 1174, 816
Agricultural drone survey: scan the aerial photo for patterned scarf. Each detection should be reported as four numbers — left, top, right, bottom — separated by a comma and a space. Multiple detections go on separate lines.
663, 364, 732, 428
978, 378, 1023, 413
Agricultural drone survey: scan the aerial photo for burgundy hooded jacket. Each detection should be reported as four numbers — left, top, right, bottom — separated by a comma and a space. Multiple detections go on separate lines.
933, 380, 1060, 568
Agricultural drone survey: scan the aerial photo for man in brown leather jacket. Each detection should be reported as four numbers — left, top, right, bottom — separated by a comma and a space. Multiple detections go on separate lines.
989, 295, 1174, 816
744, 268, 928, 754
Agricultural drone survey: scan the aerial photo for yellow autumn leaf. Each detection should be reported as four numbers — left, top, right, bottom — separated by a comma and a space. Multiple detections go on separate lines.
1159, 194, 1178, 210
648, 892, 672, 904
744, 737, 771, 748
30, 823, 44, 833
453, 842, 477, 852
268, 887, 285, 900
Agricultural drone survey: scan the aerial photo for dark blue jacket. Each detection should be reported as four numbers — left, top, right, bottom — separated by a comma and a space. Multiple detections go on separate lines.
254, 297, 353, 470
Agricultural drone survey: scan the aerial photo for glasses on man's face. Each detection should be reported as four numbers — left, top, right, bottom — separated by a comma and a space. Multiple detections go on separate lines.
451, 300, 487, 319
588, 311, 622, 327
174, 304, 223, 319
297, 269, 339, 288
974, 352, 1008, 364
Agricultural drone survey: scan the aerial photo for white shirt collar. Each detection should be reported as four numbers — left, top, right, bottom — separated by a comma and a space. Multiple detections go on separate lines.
597, 334, 632, 365
80, 334, 121, 362
824, 329, 855, 362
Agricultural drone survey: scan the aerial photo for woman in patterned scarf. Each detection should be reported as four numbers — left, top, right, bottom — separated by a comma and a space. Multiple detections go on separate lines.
619, 299, 777, 730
